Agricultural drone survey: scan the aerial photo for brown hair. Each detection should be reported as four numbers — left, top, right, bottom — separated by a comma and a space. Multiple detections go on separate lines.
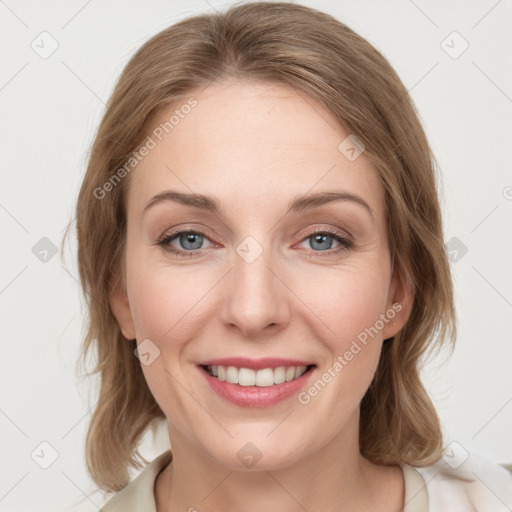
68, 1, 456, 494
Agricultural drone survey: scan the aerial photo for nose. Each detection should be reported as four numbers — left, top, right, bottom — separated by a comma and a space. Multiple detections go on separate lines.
219, 239, 290, 340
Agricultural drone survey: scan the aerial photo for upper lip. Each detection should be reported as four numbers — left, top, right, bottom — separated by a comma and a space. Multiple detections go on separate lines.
197, 357, 315, 370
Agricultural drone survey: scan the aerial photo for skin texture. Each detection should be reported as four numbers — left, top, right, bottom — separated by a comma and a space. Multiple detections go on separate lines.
110, 79, 413, 512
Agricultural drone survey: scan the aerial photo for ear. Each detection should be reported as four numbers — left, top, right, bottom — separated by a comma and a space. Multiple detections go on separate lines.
109, 278, 136, 340
381, 270, 414, 341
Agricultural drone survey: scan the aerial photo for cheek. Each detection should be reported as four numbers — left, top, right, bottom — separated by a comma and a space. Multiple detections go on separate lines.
125, 273, 166, 341
286, 266, 390, 443
126, 262, 209, 420
125, 248, 210, 342
128, 274, 182, 341
296, 264, 390, 348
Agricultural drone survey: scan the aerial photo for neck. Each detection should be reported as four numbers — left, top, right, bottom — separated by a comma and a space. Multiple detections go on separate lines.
155, 411, 404, 512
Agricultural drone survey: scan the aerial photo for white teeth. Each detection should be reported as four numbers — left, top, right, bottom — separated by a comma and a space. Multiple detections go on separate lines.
238, 368, 256, 386
226, 366, 238, 383
285, 367, 296, 382
273, 366, 286, 384
255, 368, 274, 387
206, 365, 309, 386
295, 366, 305, 379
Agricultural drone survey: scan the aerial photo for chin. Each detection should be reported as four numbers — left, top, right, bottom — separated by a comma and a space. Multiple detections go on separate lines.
201, 432, 308, 472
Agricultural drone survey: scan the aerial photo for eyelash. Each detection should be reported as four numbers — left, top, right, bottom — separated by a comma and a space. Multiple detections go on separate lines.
155, 228, 353, 258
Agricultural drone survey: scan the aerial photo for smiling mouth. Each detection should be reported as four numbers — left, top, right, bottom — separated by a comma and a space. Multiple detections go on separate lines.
201, 364, 316, 387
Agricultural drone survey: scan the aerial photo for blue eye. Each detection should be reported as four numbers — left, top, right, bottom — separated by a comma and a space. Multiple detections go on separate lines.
157, 230, 213, 256
156, 228, 352, 257
300, 231, 353, 254
174, 232, 206, 250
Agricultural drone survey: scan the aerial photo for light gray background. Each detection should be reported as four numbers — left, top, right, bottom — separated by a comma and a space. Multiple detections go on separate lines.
1, 0, 511, 510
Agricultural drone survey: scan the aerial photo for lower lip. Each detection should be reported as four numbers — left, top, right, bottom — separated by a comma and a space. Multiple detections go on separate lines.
198, 366, 316, 408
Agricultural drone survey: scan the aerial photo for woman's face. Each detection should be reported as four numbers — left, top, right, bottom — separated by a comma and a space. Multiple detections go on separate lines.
111, 79, 410, 470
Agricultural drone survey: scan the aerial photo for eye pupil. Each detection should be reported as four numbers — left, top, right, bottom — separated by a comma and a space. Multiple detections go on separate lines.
310, 233, 333, 251
181, 232, 203, 250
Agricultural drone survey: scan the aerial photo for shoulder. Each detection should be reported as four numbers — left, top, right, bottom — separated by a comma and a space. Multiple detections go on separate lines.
412, 447, 512, 511
100, 450, 173, 512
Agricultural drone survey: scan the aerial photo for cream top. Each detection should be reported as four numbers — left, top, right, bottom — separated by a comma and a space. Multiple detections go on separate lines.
100, 449, 512, 512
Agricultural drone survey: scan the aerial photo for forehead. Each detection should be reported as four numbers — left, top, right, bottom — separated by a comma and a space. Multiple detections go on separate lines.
127, 80, 384, 219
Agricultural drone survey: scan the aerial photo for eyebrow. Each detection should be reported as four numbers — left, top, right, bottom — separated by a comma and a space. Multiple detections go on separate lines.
143, 190, 374, 219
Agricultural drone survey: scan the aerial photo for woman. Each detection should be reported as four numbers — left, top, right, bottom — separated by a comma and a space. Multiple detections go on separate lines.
73, 2, 512, 511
